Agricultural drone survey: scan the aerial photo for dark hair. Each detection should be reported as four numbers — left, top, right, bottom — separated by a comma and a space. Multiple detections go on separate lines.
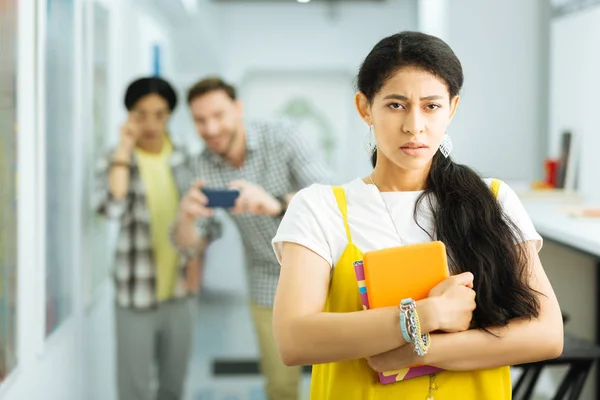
358, 31, 540, 330
124, 77, 177, 112
187, 77, 237, 104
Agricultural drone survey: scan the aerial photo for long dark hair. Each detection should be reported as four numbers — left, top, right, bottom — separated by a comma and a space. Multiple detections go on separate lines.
358, 31, 540, 329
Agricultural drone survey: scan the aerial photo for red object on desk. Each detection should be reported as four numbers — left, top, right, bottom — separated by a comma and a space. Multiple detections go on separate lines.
545, 158, 559, 188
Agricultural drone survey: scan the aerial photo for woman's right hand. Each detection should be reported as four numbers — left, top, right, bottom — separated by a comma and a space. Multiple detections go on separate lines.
427, 272, 476, 333
118, 118, 141, 153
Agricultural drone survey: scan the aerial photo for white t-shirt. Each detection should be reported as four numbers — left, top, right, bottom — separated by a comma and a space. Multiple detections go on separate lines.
272, 178, 542, 268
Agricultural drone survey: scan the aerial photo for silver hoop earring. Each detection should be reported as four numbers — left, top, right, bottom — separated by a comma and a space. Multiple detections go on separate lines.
363, 125, 376, 155
439, 133, 453, 158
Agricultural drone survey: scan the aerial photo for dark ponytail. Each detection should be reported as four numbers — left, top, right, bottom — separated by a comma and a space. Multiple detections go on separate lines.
362, 32, 539, 329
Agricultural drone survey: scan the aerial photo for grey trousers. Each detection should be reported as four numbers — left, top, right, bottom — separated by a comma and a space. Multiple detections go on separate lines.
115, 298, 194, 400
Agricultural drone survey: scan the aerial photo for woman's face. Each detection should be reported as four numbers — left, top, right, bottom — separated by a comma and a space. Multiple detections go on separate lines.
129, 93, 171, 142
357, 67, 459, 171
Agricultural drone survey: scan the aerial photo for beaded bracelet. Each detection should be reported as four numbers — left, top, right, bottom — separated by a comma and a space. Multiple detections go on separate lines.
399, 299, 415, 343
408, 309, 430, 356
399, 298, 431, 356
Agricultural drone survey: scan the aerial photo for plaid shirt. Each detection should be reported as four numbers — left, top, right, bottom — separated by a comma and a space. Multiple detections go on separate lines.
94, 143, 221, 310
183, 119, 333, 308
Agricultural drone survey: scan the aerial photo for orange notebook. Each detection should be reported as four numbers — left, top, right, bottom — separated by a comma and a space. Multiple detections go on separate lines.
363, 241, 450, 307
354, 241, 449, 384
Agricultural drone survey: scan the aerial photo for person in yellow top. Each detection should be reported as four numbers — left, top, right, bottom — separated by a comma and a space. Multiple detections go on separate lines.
95, 77, 211, 400
135, 135, 181, 301
271, 31, 564, 399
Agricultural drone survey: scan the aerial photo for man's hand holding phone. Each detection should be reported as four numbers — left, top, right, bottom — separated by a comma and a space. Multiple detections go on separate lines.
228, 180, 282, 216
179, 181, 214, 224
178, 179, 282, 222
173, 181, 214, 255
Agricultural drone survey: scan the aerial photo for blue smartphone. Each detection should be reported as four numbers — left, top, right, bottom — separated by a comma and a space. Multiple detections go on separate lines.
201, 188, 240, 208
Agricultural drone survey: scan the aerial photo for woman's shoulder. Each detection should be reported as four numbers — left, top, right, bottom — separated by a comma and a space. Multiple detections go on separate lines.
481, 178, 542, 248
481, 177, 502, 188
285, 180, 363, 227
480, 177, 518, 202
295, 182, 334, 199
292, 183, 341, 213
274, 181, 359, 266
293, 179, 363, 208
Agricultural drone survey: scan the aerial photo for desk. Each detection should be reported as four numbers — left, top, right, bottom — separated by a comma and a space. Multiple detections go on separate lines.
523, 201, 600, 259
522, 198, 600, 398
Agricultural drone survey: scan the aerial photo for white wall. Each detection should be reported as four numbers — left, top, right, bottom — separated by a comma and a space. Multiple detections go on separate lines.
418, 0, 448, 39
220, 0, 417, 82
549, 4, 600, 201
164, 0, 224, 153
171, 0, 222, 78
444, 0, 551, 182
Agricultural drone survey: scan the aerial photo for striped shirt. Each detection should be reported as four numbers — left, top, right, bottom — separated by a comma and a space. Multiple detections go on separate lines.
94, 142, 221, 309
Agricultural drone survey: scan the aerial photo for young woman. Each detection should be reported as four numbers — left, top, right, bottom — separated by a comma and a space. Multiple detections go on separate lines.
95, 77, 204, 400
271, 31, 563, 399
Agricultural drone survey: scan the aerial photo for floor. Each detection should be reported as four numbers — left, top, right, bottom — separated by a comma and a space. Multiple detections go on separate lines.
183, 290, 311, 400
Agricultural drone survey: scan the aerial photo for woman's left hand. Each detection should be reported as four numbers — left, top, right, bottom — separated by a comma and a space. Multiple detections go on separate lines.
366, 343, 419, 372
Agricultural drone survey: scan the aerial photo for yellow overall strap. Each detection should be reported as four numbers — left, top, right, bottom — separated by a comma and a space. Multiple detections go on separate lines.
332, 186, 353, 244
490, 178, 502, 198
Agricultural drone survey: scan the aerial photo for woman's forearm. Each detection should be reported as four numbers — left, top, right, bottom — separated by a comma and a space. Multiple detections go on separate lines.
108, 146, 133, 199
424, 317, 563, 371
276, 298, 439, 366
